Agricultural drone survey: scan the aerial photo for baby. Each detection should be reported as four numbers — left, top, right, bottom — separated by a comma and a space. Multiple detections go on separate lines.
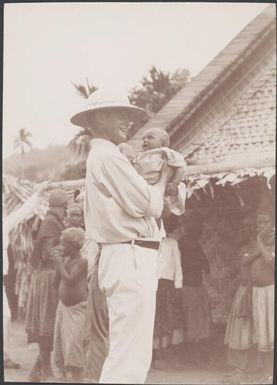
119, 127, 186, 197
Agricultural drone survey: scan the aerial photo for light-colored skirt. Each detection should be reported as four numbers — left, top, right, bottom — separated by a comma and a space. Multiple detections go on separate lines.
224, 286, 253, 350
53, 300, 88, 369
182, 284, 212, 341
252, 284, 274, 352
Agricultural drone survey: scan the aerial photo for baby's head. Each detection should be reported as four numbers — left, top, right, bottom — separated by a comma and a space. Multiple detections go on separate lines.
118, 143, 136, 162
142, 128, 170, 151
60, 227, 85, 256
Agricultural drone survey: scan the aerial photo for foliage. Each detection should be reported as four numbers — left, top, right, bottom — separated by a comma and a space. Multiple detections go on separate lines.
128, 66, 191, 117
59, 160, 86, 181
70, 79, 98, 159
4, 145, 72, 182
13, 128, 33, 157
71, 78, 98, 99
69, 127, 93, 160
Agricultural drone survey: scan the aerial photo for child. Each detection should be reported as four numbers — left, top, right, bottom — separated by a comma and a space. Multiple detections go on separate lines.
53, 227, 88, 382
66, 203, 85, 229
119, 127, 186, 214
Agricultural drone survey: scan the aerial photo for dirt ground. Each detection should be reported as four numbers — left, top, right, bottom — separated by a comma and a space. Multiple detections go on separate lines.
4, 321, 265, 384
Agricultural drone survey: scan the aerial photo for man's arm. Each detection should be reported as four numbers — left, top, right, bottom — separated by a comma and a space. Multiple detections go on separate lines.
5, 181, 49, 232
5, 193, 40, 233
101, 154, 164, 219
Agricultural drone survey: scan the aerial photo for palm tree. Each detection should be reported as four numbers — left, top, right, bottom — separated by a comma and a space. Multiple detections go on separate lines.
69, 79, 97, 160
129, 66, 191, 116
69, 127, 93, 160
13, 128, 33, 179
13, 128, 33, 156
71, 78, 98, 99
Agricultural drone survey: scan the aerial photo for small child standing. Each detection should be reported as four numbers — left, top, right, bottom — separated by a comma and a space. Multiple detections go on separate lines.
119, 127, 187, 214
53, 227, 88, 382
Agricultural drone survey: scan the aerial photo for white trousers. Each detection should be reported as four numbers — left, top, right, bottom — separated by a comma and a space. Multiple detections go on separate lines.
3, 285, 11, 361
98, 244, 158, 384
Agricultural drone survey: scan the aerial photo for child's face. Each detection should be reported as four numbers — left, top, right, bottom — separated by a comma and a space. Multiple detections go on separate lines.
60, 236, 77, 256
142, 130, 164, 151
67, 207, 83, 228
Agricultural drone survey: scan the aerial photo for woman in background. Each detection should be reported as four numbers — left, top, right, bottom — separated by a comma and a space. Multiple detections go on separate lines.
224, 214, 257, 383
25, 189, 68, 382
179, 213, 212, 367
3, 182, 49, 370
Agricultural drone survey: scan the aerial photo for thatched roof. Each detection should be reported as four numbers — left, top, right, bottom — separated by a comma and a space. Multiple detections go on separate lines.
128, 5, 276, 178
3, 174, 85, 216
3, 174, 85, 261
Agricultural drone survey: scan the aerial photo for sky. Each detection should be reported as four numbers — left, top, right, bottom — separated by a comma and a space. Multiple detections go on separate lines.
3, 2, 269, 158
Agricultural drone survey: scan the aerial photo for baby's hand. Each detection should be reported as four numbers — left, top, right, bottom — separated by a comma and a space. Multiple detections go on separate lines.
165, 182, 179, 196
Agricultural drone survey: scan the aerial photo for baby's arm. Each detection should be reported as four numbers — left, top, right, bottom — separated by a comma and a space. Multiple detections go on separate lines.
166, 166, 184, 196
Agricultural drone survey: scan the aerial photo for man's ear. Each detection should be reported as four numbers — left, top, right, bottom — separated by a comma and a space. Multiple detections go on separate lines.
95, 111, 106, 124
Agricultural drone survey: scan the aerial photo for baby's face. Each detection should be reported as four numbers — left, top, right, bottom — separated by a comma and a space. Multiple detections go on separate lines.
142, 130, 164, 151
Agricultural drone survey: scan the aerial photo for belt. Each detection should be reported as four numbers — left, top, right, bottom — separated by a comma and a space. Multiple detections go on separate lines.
121, 240, 160, 250
100, 240, 160, 250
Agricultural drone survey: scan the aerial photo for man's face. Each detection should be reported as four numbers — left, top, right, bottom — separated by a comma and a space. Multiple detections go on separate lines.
100, 109, 132, 145
142, 129, 164, 151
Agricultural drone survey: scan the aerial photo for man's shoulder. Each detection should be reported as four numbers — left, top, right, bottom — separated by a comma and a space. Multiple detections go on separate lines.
89, 143, 122, 161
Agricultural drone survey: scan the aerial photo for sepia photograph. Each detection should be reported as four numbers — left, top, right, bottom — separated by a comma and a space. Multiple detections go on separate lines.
2, 2, 276, 384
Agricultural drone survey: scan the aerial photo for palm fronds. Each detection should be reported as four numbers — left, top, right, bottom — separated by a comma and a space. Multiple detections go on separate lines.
71, 79, 98, 99
69, 127, 93, 160
129, 66, 191, 116
13, 128, 33, 156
